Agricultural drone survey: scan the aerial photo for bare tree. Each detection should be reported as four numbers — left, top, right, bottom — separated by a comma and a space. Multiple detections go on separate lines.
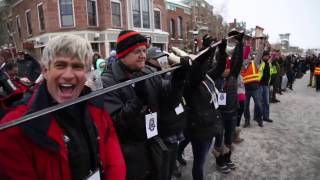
0, 0, 19, 61
0, 0, 18, 48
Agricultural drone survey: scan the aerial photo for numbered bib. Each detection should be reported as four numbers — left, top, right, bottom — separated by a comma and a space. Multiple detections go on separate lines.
145, 112, 158, 139
175, 103, 184, 115
86, 170, 101, 180
218, 93, 227, 106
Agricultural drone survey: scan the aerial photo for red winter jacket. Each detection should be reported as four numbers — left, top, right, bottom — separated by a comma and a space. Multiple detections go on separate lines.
0, 78, 29, 111
0, 83, 126, 180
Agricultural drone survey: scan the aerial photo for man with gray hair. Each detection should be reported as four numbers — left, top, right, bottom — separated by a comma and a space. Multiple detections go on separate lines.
0, 34, 126, 180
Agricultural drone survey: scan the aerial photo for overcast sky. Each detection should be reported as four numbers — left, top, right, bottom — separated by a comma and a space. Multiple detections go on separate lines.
208, 0, 320, 49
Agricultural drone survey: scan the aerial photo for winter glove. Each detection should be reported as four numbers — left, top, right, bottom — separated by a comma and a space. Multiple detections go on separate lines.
218, 38, 227, 53
235, 32, 244, 44
133, 80, 147, 102
131, 72, 148, 103
171, 56, 192, 82
180, 56, 193, 69
203, 36, 213, 48
134, 81, 146, 97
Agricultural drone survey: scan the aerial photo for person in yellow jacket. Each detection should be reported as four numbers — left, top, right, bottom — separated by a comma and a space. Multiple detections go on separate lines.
254, 51, 276, 123
270, 51, 281, 103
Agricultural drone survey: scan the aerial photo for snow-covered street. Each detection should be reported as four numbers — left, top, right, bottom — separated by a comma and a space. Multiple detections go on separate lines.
180, 73, 320, 180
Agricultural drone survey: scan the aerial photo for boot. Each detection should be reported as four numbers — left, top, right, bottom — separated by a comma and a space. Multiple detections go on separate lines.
243, 119, 250, 128
270, 98, 280, 103
263, 118, 273, 123
289, 85, 293, 90
212, 148, 231, 174
172, 162, 182, 178
177, 154, 187, 166
257, 119, 264, 127
233, 127, 244, 144
223, 151, 237, 170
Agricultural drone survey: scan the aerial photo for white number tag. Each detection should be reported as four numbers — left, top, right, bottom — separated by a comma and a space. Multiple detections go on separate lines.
218, 93, 226, 106
175, 103, 184, 115
145, 112, 158, 139
86, 170, 101, 180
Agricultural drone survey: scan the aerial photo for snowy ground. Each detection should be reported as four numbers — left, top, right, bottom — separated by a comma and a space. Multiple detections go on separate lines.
178, 72, 320, 180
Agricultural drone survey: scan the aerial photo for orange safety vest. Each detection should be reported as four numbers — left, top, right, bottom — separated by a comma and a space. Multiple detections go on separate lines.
241, 61, 260, 84
315, 66, 320, 76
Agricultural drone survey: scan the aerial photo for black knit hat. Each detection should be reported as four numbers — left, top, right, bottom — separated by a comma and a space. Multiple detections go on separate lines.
116, 30, 148, 59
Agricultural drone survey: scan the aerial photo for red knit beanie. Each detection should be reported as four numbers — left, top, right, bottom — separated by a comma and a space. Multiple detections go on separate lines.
116, 30, 148, 59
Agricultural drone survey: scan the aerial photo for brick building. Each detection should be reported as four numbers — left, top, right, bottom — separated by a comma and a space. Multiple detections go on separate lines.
185, 0, 213, 35
165, 0, 192, 51
165, 0, 229, 53
6, 0, 169, 60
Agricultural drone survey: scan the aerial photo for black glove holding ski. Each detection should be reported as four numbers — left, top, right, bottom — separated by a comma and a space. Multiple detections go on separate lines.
235, 32, 244, 44
218, 38, 227, 53
179, 56, 193, 69
131, 72, 148, 103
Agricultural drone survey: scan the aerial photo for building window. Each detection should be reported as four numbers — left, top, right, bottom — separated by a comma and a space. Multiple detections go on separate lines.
37, 3, 45, 31
132, 0, 150, 28
132, 0, 141, 27
87, 0, 97, 26
59, 0, 74, 27
25, 10, 32, 35
154, 9, 161, 29
169, 19, 175, 38
177, 16, 183, 38
16, 16, 21, 38
91, 43, 100, 53
6, 20, 13, 33
142, 0, 150, 28
111, 1, 121, 27
110, 42, 116, 49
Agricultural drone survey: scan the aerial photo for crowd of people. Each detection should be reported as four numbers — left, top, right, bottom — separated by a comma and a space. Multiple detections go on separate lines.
306, 54, 320, 91
0, 29, 320, 180
0, 51, 41, 117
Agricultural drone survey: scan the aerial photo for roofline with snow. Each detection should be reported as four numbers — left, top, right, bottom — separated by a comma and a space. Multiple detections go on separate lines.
165, 0, 191, 9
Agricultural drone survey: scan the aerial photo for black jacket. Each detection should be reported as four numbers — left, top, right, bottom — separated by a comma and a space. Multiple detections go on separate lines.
101, 61, 185, 143
184, 46, 226, 140
16, 54, 41, 82
153, 69, 188, 139
101, 61, 187, 179
260, 60, 270, 86
217, 41, 244, 112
